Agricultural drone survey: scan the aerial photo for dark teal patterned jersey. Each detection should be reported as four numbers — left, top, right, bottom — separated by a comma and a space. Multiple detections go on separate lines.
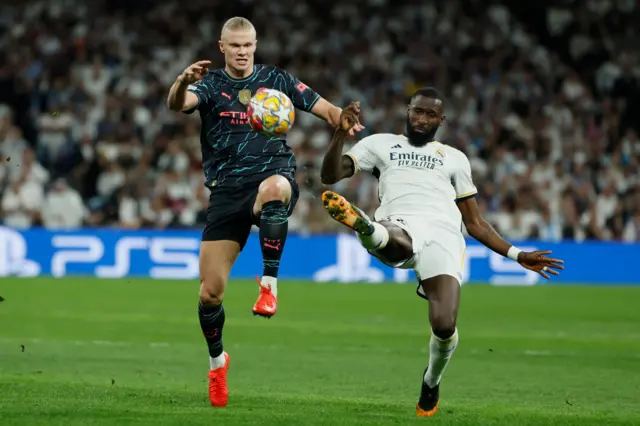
184, 64, 321, 188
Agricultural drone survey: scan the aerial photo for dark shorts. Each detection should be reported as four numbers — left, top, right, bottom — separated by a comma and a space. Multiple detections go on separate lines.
202, 176, 299, 250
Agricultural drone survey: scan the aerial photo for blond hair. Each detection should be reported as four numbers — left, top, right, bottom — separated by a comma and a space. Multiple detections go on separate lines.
221, 17, 256, 39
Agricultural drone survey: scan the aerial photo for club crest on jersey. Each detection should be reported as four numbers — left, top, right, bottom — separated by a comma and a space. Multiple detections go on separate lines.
238, 89, 251, 105
435, 148, 446, 159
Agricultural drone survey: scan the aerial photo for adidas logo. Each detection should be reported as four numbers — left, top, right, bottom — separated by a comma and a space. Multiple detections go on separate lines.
391, 144, 402, 149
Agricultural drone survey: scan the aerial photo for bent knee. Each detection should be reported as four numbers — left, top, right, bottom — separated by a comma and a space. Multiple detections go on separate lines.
200, 289, 224, 306
199, 275, 226, 305
431, 316, 457, 339
379, 221, 413, 250
258, 175, 291, 203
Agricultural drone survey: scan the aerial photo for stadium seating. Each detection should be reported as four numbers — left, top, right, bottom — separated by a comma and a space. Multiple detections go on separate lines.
0, 0, 638, 241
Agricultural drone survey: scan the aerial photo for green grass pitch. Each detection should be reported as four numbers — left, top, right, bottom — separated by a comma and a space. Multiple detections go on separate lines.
1, 278, 639, 425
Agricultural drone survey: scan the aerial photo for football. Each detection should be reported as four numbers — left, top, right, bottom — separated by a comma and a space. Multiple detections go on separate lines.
247, 88, 295, 137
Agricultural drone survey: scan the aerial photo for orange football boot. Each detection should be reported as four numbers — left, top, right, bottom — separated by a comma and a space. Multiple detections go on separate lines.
416, 401, 439, 417
321, 190, 373, 234
208, 352, 230, 407
252, 277, 277, 318
416, 367, 440, 416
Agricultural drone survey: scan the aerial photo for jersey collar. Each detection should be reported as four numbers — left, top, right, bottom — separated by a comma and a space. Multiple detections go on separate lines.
402, 131, 437, 143
222, 65, 257, 82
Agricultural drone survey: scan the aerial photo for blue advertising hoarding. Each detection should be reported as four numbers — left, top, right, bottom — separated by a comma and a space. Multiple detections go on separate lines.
0, 227, 638, 285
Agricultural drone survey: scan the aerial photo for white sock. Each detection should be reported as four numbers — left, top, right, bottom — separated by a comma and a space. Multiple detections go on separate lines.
261, 276, 278, 297
356, 222, 389, 250
424, 329, 459, 388
210, 352, 226, 370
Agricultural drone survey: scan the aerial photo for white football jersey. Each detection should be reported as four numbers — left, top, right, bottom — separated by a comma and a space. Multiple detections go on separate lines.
345, 133, 477, 234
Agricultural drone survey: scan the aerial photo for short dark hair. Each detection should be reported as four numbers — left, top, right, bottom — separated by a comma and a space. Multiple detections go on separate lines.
411, 87, 442, 102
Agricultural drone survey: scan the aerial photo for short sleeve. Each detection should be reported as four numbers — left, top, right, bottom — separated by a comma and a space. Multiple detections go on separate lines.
344, 135, 380, 174
185, 75, 215, 113
453, 151, 478, 201
279, 69, 321, 112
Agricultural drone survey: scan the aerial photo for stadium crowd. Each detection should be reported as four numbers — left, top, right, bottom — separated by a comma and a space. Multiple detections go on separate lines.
0, 0, 639, 242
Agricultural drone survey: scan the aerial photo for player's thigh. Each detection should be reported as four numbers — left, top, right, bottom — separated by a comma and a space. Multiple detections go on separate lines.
419, 274, 460, 334
372, 220, 414, 264
204, 185, 255, 248
414, 241, 464, 333
199, 240, 242, 304
200, 189, 254, 303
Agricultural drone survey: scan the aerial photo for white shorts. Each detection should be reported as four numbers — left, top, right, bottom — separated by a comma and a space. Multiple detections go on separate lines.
366, 215, 465, 297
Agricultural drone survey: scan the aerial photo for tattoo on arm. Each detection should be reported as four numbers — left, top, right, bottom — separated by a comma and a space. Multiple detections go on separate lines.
472, 218, 512, 257
478, 220, 497, 243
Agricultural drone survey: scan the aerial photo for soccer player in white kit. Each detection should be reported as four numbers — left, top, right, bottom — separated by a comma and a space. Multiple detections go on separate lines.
320, 88, 564, 417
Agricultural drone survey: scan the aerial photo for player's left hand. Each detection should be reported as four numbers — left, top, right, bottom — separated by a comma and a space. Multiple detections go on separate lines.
517, 250, 564, 279
337, 102, 365, 136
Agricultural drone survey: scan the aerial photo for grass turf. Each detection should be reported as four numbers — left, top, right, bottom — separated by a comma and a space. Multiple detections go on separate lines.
1, 278, 639, 425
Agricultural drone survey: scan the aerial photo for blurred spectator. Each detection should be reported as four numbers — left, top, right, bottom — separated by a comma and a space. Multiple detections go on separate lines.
42, 178, 86, 229
1, 125, 28, 163
0, 0, 638, 242
9, 148, 50, 187
1, 169, 43, 229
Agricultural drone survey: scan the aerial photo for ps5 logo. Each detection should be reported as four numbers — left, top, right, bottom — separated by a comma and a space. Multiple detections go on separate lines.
51, 235, 200, 279
312, 234, 540, 285
0, 227, 41, 277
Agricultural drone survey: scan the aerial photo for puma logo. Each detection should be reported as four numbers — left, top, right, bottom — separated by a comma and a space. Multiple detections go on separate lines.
263, 238, 282, 251
221, 92, 231, 100
203, 328, 219, 339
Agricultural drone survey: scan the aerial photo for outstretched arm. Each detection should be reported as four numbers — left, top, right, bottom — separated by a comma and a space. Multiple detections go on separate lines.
457, 197, 564, 279
167, 60, 211, 112
321, 127, 355, 185
311, 99, 365, 135
311, 98, 343, 127
280, 69, 363, 133
458, 197, 515, 258
320, 102, 363, 185
167, 78, 200, 112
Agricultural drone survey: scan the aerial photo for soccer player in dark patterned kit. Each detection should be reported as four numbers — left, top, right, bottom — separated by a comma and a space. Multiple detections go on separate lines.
167, 17, 363, 407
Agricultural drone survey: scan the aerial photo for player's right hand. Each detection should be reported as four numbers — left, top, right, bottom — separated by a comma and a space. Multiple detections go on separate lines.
178, 60, 212, 85
339, 101, 363, 134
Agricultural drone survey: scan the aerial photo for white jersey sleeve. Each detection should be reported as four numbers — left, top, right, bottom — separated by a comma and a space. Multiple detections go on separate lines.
452, 150, 478, 201
344, 134, 383, 173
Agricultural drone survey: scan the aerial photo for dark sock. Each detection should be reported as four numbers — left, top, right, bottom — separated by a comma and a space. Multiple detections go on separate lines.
198, 302, 225, 358
259, 200, 289, 278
